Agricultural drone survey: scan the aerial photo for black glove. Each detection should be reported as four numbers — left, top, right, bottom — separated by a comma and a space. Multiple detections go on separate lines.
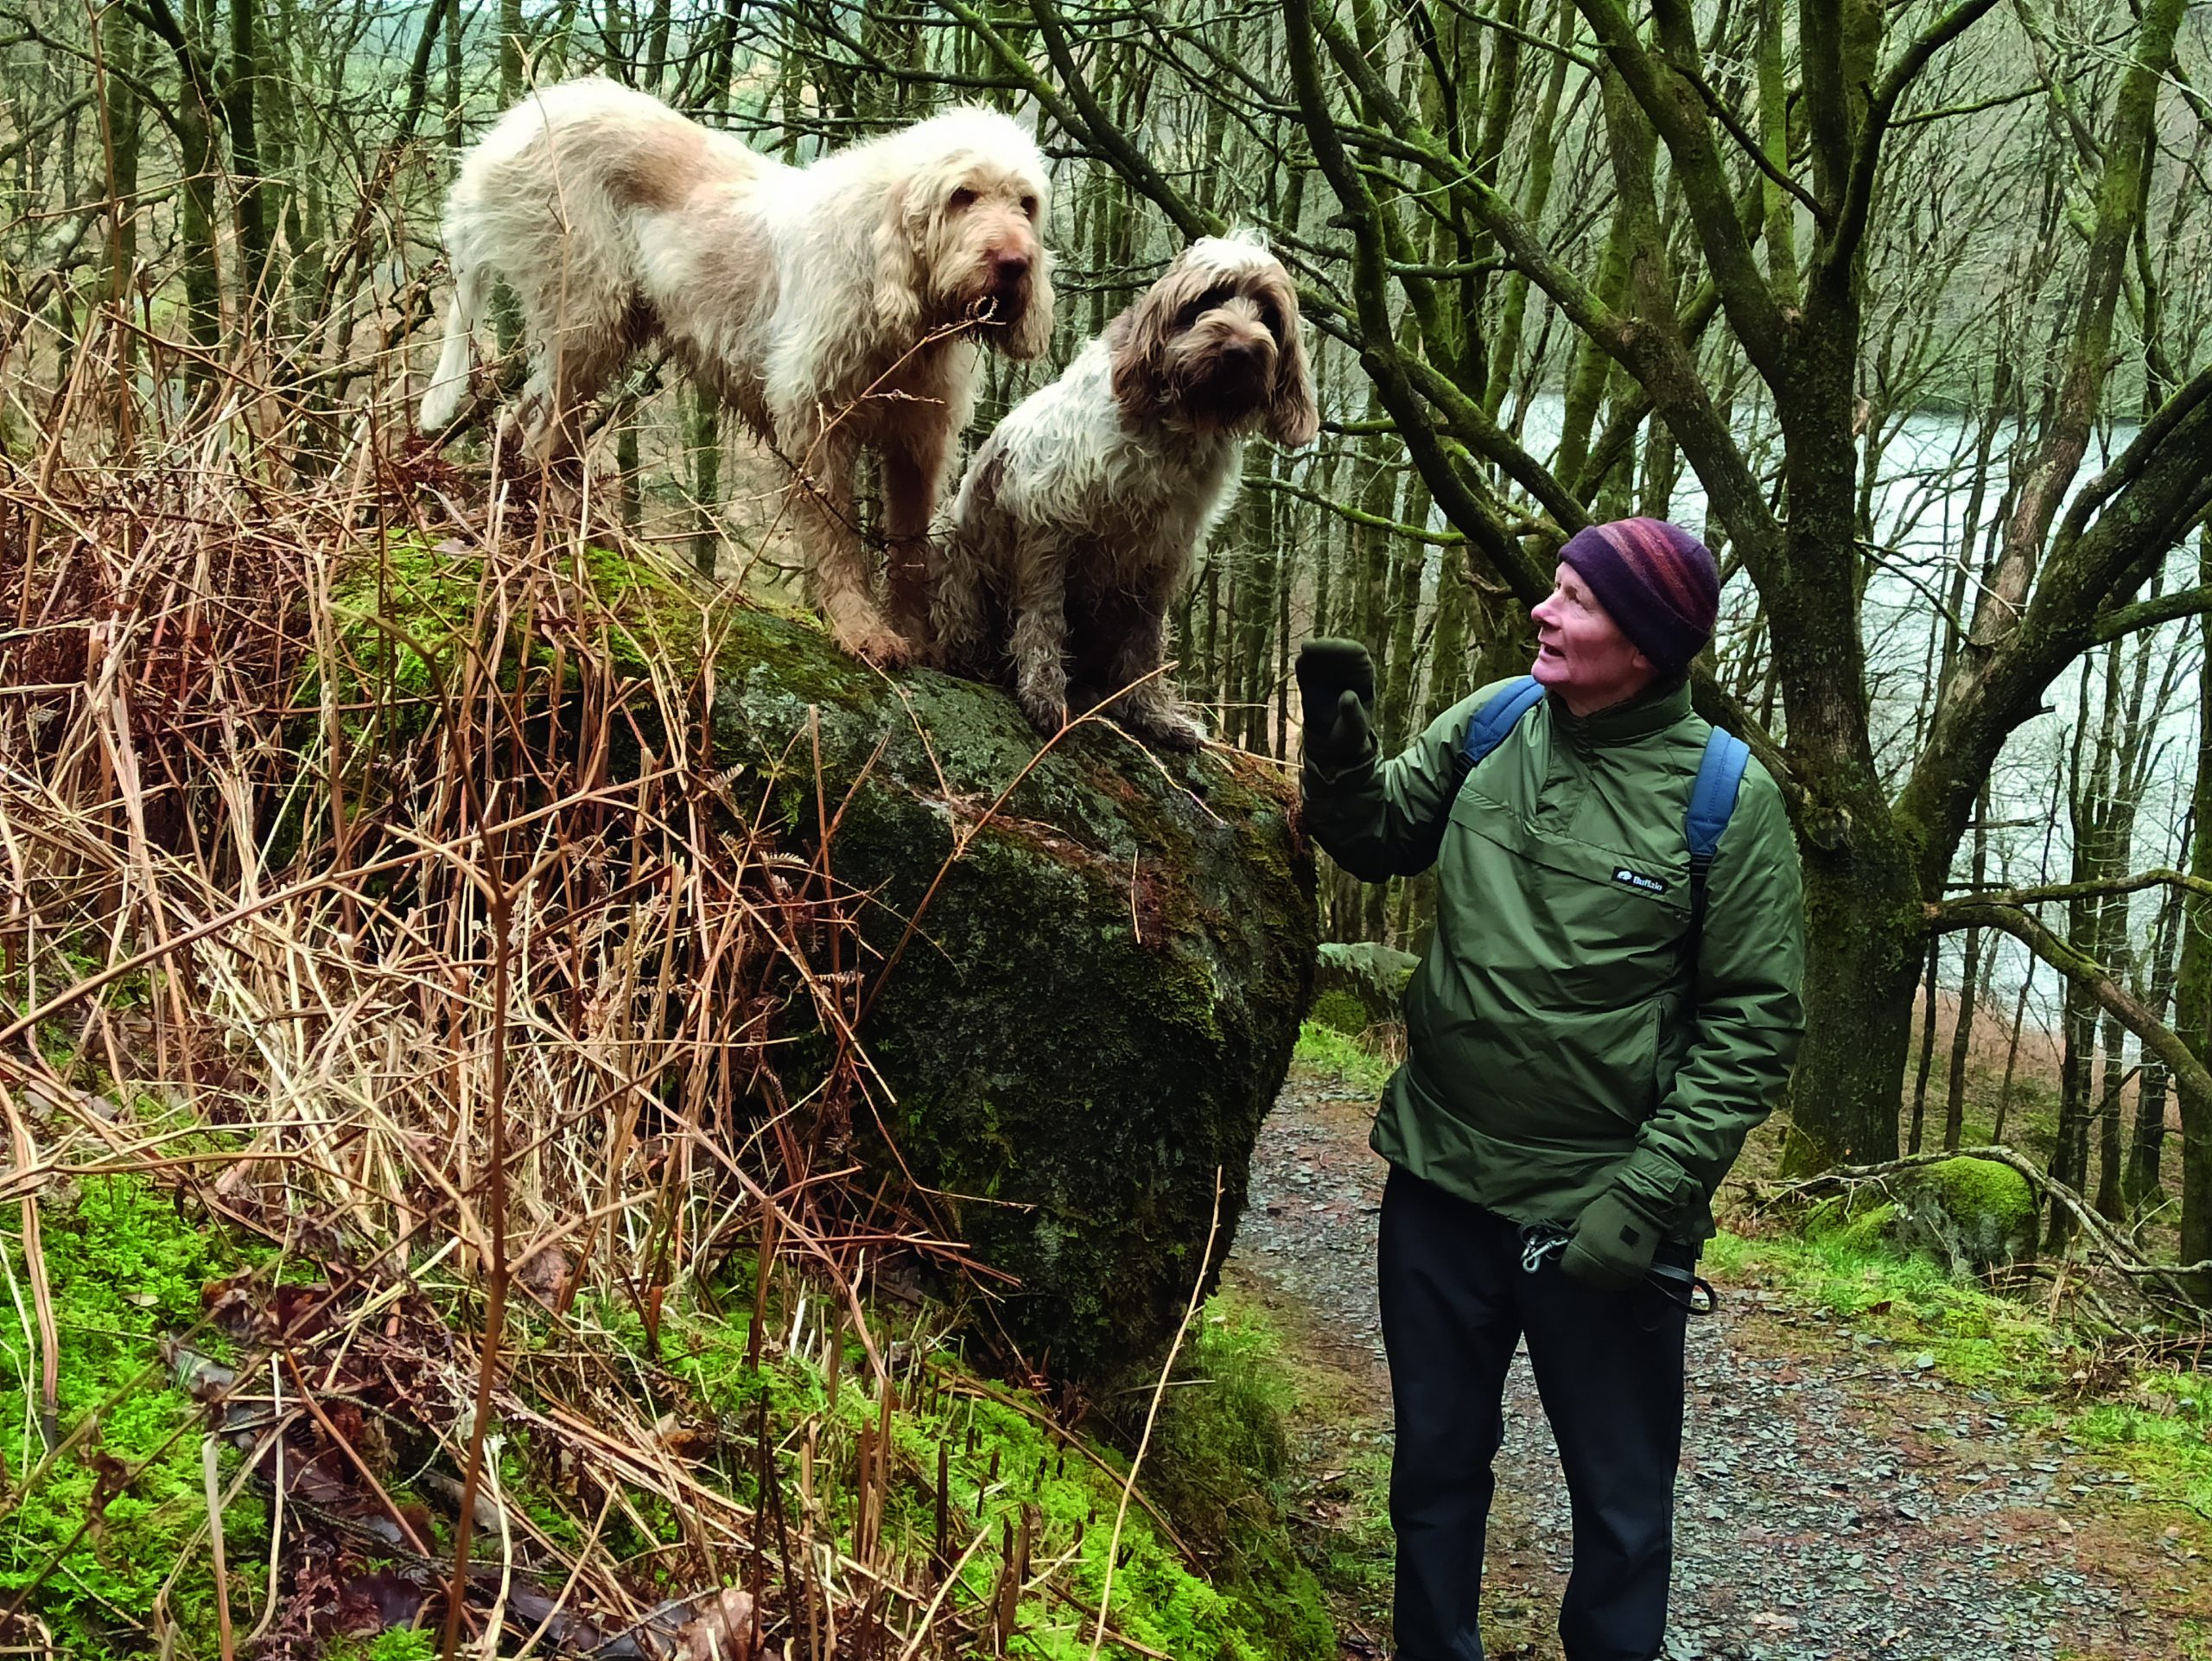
1296, 639, 1377, 773
1560, 1187, 1668, 1292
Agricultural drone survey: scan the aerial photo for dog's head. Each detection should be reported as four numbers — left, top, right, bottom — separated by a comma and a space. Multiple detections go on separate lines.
1108, 234, 1318, 446
871, 108, 1054, 360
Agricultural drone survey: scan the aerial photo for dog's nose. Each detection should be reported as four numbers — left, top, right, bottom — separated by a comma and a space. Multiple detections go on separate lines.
991, 251, 1032, 285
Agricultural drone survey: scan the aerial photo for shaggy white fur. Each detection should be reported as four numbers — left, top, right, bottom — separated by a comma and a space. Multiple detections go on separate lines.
932, 233, 1317, 747
418, 77, 1054, 663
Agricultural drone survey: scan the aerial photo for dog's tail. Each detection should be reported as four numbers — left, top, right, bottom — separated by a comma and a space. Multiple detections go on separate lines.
418, 257, 491, 434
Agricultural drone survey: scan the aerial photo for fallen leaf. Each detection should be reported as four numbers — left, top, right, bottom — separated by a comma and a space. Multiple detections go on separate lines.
672, 1587, 757, 1661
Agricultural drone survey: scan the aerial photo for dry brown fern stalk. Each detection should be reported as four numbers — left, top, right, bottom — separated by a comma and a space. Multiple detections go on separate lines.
0, 347, 1188, 1659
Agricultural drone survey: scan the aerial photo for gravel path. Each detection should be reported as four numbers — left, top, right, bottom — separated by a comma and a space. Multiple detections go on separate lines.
1222, 1067, 2206, 1661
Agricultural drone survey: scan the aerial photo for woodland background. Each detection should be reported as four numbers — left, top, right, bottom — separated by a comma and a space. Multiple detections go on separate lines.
3, 2, 2210, 1296
3, 2, 2212, 1655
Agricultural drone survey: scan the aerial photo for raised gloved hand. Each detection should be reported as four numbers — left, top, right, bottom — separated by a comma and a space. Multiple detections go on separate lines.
1295, 639, 1377, 773
1560, 1187, 1668, 1292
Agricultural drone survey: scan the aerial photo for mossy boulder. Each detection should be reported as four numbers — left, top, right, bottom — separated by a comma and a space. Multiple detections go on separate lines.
344, 548, 1316, 1379
1313, 940, 1418, 1035
1805, 1159, 2036, 1276
708, 605, 1316, 1379
1891, 1157, 2037, 1273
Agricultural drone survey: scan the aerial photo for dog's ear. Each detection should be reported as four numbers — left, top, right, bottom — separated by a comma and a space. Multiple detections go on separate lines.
1007, 246, 1056, 360
1109, 262, 1184, 425
1262, 270, 1319, 448
871, 177, 924, 338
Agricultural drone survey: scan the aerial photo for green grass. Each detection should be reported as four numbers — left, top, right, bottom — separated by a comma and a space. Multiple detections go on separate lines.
1705, 1226, 2056, 1387
2065, 1369, 2212, 1516
327, 1632, 440, 1661
1291, 1021, 1394, 1097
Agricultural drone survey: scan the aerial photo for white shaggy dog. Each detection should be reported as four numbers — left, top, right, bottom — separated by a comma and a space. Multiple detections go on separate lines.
931, 234, 1316, 748
418, 77, 1054, 664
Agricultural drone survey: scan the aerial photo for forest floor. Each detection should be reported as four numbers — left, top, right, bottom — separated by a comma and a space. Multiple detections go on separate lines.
1219, 1047, 2212, 1661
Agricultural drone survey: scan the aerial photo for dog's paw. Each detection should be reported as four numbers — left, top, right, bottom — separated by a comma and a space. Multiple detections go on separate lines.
1019, 695, 1070, 737
838, 626, 914, 669
1138, 711, 1208, 752
1111, 696, 1207, 752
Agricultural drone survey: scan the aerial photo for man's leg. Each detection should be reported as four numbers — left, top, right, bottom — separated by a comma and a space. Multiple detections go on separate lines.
1517, 1257, 1688, 1661
1379, 1167, 1522, 1661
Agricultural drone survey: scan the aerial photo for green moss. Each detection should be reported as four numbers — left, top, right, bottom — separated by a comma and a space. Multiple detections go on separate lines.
1139, 1297, 1334, 1659
322, 532, 708, 716
0, 1176, 266, 1658
558, 1282, 1323, 1659
1896, 1157, 2037, 1269
1308, 990, 1370, 1039
691, 614, 1317, 1376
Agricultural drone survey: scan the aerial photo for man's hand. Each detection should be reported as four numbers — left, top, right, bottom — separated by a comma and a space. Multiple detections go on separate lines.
1560, 1188, 1666, 1292
1297, 639, 1376, 773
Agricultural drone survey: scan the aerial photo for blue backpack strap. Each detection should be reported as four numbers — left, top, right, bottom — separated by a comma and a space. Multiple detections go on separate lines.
1685, 726, 1751, 944
1457, 677, 1546, 779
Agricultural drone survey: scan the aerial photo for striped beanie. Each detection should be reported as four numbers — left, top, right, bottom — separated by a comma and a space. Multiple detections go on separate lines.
1558, 518, 1719, 675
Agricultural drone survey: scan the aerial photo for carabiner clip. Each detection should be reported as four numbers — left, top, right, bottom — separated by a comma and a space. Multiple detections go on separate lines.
1518, 1224, 1571, 1275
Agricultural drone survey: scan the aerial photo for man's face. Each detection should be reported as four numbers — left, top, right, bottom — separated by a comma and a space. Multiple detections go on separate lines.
1529, 562, 1657, 715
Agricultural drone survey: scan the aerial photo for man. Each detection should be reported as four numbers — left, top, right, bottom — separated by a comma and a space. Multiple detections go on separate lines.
1296, 518, 1805, 1661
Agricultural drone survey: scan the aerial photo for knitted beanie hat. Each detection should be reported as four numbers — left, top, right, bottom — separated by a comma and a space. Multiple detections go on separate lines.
1557, 518, 1720, 675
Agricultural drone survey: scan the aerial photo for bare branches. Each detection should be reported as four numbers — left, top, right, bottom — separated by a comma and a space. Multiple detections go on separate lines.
1932, 897, 2212, 1194
1826, 0, 2005, 283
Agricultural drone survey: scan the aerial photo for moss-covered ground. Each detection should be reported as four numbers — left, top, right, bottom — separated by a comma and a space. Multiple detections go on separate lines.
0, 1175, 268, 1657
0, 1165, 1332, 1658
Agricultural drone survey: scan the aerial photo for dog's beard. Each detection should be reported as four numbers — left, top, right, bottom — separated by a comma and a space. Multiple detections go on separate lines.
1166, 349, 1274, 432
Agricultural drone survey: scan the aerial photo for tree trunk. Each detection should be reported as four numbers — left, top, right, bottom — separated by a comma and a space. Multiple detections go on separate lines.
2172, 533, 2212, 1279
1994, 960, 2034, 1146
1377, 479, 1430, 751
2094, 1000, 2130, 1221
690, 393, 721, 579
1943, 792, 1993, 1150
162, 2, 226, 362
1784, 851, 1921, 1169
104, 15, 143, 310
1908, 938, 1939, 1155
2126, 881, 2183, 1206
224, 0, 270, 309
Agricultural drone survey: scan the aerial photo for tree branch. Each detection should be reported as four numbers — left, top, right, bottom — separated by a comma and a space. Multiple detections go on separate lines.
1018, 0, 1217, 241
1282, 0, 1535, 596
1573, 0, 1789, 381
1933, 869, 2212, 916
2092, 582, 2212, 646
1827, 0, 2004, 281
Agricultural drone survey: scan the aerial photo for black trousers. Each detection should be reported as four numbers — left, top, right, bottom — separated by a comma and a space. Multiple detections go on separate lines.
1379, 1166, 1688, 1661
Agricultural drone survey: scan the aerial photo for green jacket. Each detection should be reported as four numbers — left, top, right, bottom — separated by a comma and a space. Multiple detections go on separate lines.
1303, 678, 1805, 1244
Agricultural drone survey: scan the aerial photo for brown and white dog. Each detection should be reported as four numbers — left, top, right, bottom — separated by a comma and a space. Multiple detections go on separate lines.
931, 233, 1316, 746
418, 78, 1054, 663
